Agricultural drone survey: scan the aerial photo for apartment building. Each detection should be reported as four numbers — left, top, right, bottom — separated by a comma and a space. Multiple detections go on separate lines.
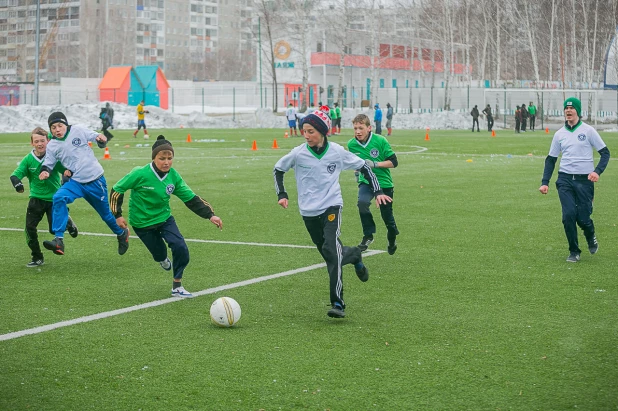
0, 0, 253, 82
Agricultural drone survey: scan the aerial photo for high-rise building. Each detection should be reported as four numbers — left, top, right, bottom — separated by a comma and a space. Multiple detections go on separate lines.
0, 0, 253, 82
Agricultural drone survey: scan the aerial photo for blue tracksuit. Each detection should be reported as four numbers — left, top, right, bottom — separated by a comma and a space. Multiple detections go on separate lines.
43, 125, 124, 238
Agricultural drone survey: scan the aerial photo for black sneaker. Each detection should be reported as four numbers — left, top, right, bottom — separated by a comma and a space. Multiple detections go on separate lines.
387, 241, 397, 255
26, 258, 44, 268
354, 262, 369, 282
588, 236, 598, 255
67, 217, 79, 238
327, 302, 346, 318
117, 228, 130, 255
358, 235, 374, 252
566, 252, 580, 263
43, 237, 64, 255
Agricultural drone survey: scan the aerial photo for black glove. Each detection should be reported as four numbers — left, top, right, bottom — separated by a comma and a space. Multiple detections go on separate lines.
14, 181, 24, 193
96, 139, 106, 148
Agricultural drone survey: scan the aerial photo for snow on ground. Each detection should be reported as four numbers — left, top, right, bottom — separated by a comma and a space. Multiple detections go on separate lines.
3, 102, 607, 134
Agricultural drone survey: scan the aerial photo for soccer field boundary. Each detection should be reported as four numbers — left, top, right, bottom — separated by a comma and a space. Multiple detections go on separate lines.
0, 227, 316, 249
0, 249, 385, 342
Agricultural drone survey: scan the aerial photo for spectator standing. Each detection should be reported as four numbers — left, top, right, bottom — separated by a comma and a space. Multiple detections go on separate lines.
286, 104, 299, 137
515, 106, 521, 133
482, 104, 494, 132
528, 101, 537, 131
374, 104, 383, 135
385, 103, 394, 136
520, 103, 529, 132
471, 105, 480, 132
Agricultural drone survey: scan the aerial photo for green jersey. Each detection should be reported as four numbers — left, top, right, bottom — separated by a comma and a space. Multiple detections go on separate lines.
347, 132, 395, 188
329, 106, 341, 119
112, 163, 197, 228
528, 105, 537, 116
11, 150, 66, 201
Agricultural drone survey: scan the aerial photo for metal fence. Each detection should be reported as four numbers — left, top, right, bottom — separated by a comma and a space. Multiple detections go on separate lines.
2, 81, 617, 123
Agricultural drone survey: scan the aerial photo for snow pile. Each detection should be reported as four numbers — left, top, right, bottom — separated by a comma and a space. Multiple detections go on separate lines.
0, 103, 479, 133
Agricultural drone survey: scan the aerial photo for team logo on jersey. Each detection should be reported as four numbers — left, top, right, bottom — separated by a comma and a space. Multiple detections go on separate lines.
327, 163, 336, 174
370, 148, 380, 159
72, 138, 82, 147
328, 214, 336, 222
577, 133, 586, 141
165, 184, 175, 195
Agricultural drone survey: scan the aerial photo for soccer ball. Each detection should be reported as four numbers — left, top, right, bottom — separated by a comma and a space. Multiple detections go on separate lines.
143, 134, 149, 140
210, 297, 241, 327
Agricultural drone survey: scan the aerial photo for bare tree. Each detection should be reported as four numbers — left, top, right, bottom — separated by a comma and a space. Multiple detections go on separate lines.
253, 0, 283, 112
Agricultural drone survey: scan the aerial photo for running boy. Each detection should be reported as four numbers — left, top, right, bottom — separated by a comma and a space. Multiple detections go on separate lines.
10, 127, 78, 267
110, 135, 223, 298
133, 100, 149, 138
274, 109, 391, 318
286, 104, 299, 137
39, 112, 130, 256
348, 114, 399, 255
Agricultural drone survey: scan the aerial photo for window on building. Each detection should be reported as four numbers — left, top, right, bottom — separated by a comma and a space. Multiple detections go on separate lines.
316, 42, 322, 52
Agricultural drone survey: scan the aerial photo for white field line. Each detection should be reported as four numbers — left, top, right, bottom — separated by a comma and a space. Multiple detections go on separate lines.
0, 249, 384, 342
0, 227, 316, 249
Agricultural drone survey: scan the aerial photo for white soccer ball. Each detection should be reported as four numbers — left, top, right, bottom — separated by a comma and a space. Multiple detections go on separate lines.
143, 134, 149, 140
210, 297, 241, 327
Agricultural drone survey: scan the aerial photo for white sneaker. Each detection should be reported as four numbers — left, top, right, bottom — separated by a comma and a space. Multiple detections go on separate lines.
159, 257, 172, 271
171, 286, 193, 298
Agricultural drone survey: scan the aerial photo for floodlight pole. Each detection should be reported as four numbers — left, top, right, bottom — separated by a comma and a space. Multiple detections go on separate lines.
258, 17, 263, 109
34, 0, 41, 105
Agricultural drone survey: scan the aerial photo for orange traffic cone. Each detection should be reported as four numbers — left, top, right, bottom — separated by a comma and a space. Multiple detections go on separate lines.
251, 140, 258, 151
103, 147, 111, 160
425, 127, 430, 141
88, 141, 93, 147
491, 129, 496, 137
272, 139, 279, 149
284, 131, 289, 138
545, 127, 549, 134
186, 134, 192, 143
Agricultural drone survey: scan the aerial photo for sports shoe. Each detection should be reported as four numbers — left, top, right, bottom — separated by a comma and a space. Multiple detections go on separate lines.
327, 302, 345, 318
387, 241, 398, 255
171, 286, 193, 298
159, 257, 172, 271
43, 237, 64, 255
588, 236, 598, 255
117, 228, 130, 255
26, 258, 44, 268
354, 262, 369, 282
566, 252, 580, 263
66, 217, 79, 238
358, 235, 374, 252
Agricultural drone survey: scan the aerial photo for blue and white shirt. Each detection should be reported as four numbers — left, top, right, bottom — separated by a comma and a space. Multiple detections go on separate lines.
43, 125, 104, 183
548, 122, 607, 174
275, 142, 370, 217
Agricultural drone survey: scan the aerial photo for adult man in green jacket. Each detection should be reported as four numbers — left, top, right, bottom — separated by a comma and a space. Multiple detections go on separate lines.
528, 101, 537, 131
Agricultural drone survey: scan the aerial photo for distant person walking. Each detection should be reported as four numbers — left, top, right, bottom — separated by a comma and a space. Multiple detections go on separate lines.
99, 102, 114, 141
374, 104, 383, 135
482, 104, 494, 132
286, 104, 299, 137
539, 97, 610, 263
528, 102, 537, 131
385, 103, 394, 136
132, 100, 149, 138
471, 105, 480, 132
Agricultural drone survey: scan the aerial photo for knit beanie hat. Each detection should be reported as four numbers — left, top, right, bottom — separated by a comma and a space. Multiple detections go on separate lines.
151, 135, 174, 159
302, 109, 331, 137
564, 97, 581, 117
48, 112, 68, 128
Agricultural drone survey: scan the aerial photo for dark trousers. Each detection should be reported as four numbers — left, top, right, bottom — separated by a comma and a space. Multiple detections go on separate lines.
25, 198, 54, 260
529, 115, 536, 131
487, 115, 494, 131
515, 119, 521, 133
133, 216, 189, 280
521, 118, 527, 131
556, 173, 596, 254
303, 206, 362, 308
102, 124, 114, 141
472, 118, 479, 131
357, 185, 399, 242
375, 120, 382, 135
